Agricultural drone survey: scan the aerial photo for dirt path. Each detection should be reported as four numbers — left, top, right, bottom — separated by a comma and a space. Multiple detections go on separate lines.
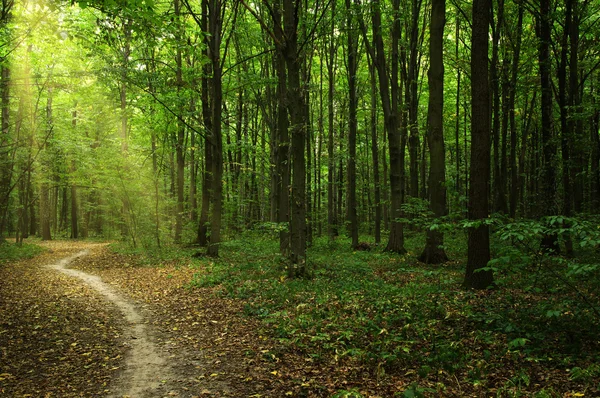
47, 249, 172, 397
2, 241, 276, 397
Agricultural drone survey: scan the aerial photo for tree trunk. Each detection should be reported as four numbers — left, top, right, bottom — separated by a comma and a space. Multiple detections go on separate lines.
360, 0, 406, 254
490, 0, 506, 214
346, 0, 359, 249
174, 0, 185, 243
197, 0, 212, 247
71, 108, 78, 239
369, 55, 381, 244
464, 0, 493, 289
327, 0, 337, 240
206, 0, 223, 257
419, 0, 448, 264
538, 0, 560, 254
509, 5, 523, 218
283, 0, 308, 276
0, 65, 10, 240
271, 2, 291, 256
407, 0, 422, 199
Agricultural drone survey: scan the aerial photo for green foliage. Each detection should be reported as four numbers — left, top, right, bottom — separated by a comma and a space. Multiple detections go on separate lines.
399, 383, 435, 397
182, 226, 600, 394
0, 241, 45, 266
331, 388, 364, 398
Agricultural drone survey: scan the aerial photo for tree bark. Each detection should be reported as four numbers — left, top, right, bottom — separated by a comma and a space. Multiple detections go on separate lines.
369, 54, 381, 244
360, 0, 406, 254
464, 0, 493, 289
197, 0, 212, 247
282, 0, 308, 276
0, 65, 10, 240
174, 0, 185, 243
206, 0, 224, 257
419, 0, 448, 264
538, 0, 560, 253
345, 0, 359, 249
327, 0, 337, 240
509, 5, 523, 218
407, 0, 422, 199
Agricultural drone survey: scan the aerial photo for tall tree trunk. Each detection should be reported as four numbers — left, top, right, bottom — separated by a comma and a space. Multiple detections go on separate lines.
490, 0, 506, 213
359, 0, 406, 254
71, 107, 78, 239
509, 5, 523, 218
369, 55, 381, 244
407, 0, 422, 198
454, 13, 461, 205
197, 0, 212, 247
283, 0, 308, 276
592, 75, 600, 213
558, 0, 573, 254
538, 0, 560, 253
120, 19, 132, 239
327, 0, 337, 240
41, 88, 54, 241
345, 0, 359, 249
174, 0, 185, 243
419, 0, 448, 264
206, 0, 224, 257
0, 65, 10, 240
271, 1, 291, 256
569, 3, 583, 213
464, 0, 493, 289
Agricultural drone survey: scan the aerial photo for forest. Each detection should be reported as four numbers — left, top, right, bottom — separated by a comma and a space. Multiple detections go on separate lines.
1, 0, 600, 396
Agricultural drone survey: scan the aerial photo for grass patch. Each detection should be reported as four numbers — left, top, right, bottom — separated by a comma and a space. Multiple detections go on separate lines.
0, 240, 45, 266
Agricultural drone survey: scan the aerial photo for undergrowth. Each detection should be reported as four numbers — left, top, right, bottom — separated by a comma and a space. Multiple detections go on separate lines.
106, 215, 600, 396
0, 240, 45, 266
184, 224, 600, 396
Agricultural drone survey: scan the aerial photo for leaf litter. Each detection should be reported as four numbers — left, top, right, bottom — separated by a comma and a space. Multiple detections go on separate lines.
2, 240, 598, 397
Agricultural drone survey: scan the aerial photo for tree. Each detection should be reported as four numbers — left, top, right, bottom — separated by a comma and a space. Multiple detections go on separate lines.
419, 0, 448, 264
538, 0, 559, 253
359, 0, 406, 254
464, 0, 493, 289
206, 0, 225, 257
345, 0, 359, 249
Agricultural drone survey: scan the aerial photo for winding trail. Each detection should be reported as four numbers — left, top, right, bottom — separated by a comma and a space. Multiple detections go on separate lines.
47, 250, 171, 397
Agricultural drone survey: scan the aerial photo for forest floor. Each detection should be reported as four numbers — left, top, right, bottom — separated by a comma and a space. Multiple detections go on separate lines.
0, 240, 286, 397
1, 238, 599, 397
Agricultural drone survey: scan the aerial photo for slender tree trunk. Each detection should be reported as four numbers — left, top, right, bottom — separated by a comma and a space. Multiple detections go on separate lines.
464, 0, 493, 289
538, 0, 560, 253
206, 0, 224, 257
509, 5, 523, 218
592, 75, 600, 212
419, 0, 448, 264
197, 0, 212, 247
174, 0, 185, 243
558, 0, 573, 254
71, 108, 78, 239
327, 0, 337, 240
41, 88, 54, 241
0, 65, 10, 240
454, 14, 461, 203
490, 0, 506, 213
569, 4, 583, 213
369, 55, 381, 244
359, 0, 406, 254
345, 0, 359, 249
270, 2, 291, 255
408, 0, 422, 198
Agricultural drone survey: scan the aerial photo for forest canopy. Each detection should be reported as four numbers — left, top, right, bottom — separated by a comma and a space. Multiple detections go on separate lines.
0, 0, 600, 284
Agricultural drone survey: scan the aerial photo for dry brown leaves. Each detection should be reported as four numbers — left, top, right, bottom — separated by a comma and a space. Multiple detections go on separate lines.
0, 241, 126, 397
